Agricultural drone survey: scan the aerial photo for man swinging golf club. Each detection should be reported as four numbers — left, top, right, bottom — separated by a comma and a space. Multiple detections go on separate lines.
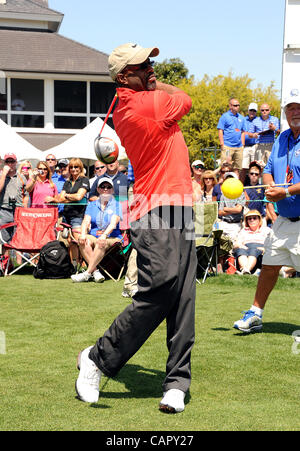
76, 43, 196, 413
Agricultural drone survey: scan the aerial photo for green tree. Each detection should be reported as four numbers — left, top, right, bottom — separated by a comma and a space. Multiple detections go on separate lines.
154, 58, 190, 85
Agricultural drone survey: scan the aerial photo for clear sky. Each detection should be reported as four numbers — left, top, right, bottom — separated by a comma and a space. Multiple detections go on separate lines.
49, 0, 285, 93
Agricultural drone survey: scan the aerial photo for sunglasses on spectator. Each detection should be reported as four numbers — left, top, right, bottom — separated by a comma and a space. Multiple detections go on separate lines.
260, 109, 269, 112
69, 166, 80, 169
249, 172, 260, 176
5, 160, 16, 163
38, 168, 48, 172
231, 104, 240, 107
247, 216, 259, 220
22, 166, 31, 170
95, 166, 106, 170
46, 158, 56, 161
194, 165, 204, 170
204, 177, 214, 180
99, 184, 113, 190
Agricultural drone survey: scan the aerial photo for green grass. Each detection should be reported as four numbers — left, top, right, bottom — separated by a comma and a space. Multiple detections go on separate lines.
1, 271, 300, 431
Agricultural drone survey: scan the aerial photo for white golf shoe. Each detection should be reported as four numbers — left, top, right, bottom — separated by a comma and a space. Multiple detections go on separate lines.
71, 271, 93, 283
75, 346, 101, 403
93, 269, 105, 283
159, 389, 185, 413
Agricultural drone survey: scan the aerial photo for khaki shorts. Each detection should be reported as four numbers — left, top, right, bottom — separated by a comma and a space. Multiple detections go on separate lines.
242, 145, 256, 169
221, 145, 244, 170
262, 216, 300, 271
254, 143, 273, 166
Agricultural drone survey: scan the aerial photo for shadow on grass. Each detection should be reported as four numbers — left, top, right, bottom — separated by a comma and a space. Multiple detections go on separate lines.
213, 323, 300, 336
99, 364, 165, 399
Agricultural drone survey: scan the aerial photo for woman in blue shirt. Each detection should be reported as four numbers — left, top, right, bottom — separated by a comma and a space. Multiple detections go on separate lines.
71, 176, 122, 283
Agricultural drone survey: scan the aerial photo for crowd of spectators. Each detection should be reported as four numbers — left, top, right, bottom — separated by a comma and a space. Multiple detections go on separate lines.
0, 98, 296, 279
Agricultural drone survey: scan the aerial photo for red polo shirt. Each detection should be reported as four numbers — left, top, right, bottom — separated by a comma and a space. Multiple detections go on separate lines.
113, 87, 193, 221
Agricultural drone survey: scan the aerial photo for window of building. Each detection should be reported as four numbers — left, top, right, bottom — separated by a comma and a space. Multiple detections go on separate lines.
90, 82, 116, 114
10, 79, 44, 128
55, 81, 86, 113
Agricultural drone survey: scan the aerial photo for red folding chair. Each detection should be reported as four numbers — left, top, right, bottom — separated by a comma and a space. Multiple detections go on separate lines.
0, 207, 58, 276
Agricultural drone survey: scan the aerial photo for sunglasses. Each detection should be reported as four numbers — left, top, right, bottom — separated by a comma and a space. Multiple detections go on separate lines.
204, 177, 214, 180
99, 184, 113, 190
5, 160, 16, 163
38, 168, 48, 172
46, 158, 56, 161
260, 109, 269, 112
247, 216, 259, 220
231, 104, 240, 107
69, 166, 80, 169
95, 166, 106, 170
127, 59, 155, 71
194, 165, 204, 170
21, 166, 31, 170
249, 172, 259, 176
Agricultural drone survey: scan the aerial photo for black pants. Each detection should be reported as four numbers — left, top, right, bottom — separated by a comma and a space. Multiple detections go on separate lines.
89, 206, 196, 393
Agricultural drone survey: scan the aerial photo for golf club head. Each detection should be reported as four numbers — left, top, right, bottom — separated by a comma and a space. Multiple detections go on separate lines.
94, 136, 119, 164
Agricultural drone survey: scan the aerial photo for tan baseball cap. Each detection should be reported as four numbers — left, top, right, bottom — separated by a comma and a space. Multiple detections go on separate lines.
108, 43, 159, 81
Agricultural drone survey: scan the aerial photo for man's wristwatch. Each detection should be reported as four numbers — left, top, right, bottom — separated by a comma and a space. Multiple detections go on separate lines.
285, 187, 291, 198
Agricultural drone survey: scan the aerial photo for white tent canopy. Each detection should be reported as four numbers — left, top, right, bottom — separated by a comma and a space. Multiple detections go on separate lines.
0, 119, 43, 162
47, 117, 127, 162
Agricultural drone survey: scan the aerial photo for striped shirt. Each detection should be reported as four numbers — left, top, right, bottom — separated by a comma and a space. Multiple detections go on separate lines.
249, 115, 280, 144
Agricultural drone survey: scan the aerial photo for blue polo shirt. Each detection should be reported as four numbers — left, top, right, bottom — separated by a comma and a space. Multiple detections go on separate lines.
249, 115, 280, 144
264, 129, 300, 217
217, 110, 246, 147
84, 196, 123, 239
54, 175, 67, 214
244, 115, 256, 147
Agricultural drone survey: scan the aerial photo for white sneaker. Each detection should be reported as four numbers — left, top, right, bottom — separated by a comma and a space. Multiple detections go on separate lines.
75, 346, 101, 403
159, 389, 185, 413
93, 269, 105, 283
71, 271, 93, 283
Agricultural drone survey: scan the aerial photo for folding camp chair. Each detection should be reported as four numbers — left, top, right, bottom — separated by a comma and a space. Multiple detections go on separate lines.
193, 201, 223, 284
0, 207, 58, 276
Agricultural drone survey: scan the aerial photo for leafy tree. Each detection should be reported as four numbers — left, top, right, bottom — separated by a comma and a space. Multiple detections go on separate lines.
154, 58, 190, 85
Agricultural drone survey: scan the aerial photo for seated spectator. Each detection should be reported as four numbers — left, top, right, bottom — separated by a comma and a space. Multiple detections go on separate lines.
200, 170, 217, 202
191, 159, 205, 203
233, 210, 270, 275
218, 172, 247, 242
89, 160, 128, 201
26, 161, 58, 208
244, 161, 266, 220
45, 158, 89, 241
212, 162, 233, 202
89, 162, 106, 188
17, 160, 32, 207
71, 176, 122, 283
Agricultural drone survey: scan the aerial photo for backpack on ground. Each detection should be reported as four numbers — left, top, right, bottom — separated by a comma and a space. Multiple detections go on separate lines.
33, 240, 75, 279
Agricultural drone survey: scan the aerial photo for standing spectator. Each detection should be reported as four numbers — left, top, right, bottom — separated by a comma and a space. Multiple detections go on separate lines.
75, 42, 196, 414
89, 160, 128, 201
0, 153, 21, 243
26, 161, 58, 208
233, 91, 300, 333
53, 159, 70, 217
191, 159, 205, 203
217, 98, 246, 177
248, 103, 280, 167
45, 154, 59, 183
244, 161, 266, 220
17, 160, 32, 207
241, 103, 258, 183
89, 162, 106, 188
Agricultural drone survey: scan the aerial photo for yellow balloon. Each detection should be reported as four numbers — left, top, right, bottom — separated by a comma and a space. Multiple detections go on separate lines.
221, 178, 244, 199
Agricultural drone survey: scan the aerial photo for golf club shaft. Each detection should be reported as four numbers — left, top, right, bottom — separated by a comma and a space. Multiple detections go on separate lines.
99, 94, 118, 136
243, 183, 292, 189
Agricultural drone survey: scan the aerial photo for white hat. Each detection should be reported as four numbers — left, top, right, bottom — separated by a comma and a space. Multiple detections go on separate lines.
282, 88, 300, 108
108, 43, 159, 81
97, 176, 114, 188
224, 172, 238, 180
191, 160, 205, 168
248, 102, 258, 111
